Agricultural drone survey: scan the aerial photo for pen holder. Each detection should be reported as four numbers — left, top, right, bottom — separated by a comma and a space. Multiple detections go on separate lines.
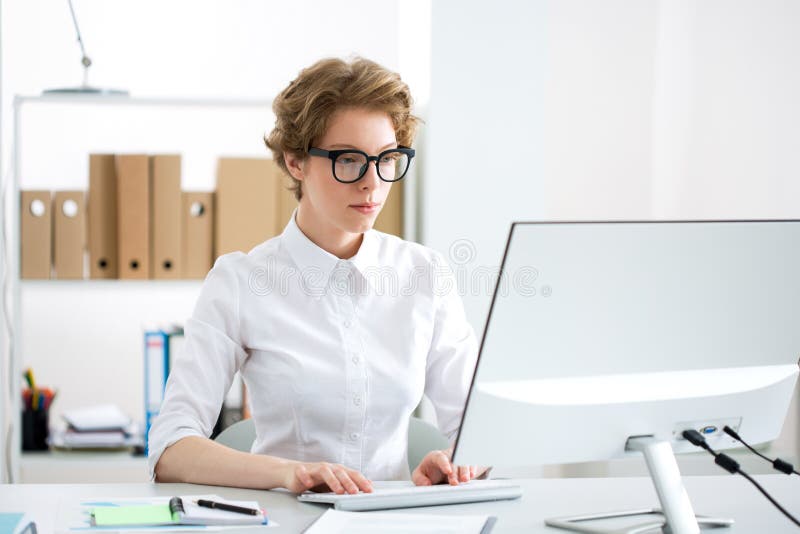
21, 407, 50, 451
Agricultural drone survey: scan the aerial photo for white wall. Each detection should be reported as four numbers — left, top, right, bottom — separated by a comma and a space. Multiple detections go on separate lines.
0, 0, 431, 480
427, 0, 800, 470
657, 0, 800, 219
426, 0, 662, 334
428, 0, 800, 331
425, 0, 549, 333
541, 1, 658, 221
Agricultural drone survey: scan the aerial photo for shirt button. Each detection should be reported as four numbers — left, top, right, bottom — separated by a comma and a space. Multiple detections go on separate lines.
352, 355, 360, 365
349, 432, 360, 440
344, 320, 352, 329
353, 395, 362, 406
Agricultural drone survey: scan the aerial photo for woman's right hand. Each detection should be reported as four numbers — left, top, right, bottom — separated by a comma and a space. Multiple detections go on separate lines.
282, 461, 373, 495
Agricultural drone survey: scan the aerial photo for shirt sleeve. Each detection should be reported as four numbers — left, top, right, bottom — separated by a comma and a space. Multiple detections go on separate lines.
423, 253, 479, 443
147, 253, 249, 480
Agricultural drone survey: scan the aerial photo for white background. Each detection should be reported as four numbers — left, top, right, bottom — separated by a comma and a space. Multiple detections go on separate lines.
2, 0, 798, 480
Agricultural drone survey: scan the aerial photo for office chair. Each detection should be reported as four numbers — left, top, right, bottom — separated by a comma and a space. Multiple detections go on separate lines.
213, 417, 257, 451
214, 416, 449, 472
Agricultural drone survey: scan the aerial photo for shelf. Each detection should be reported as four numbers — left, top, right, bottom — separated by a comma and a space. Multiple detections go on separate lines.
21, 450, 145, 463
20, 279, 205, 287
20, 451, 149, 483
15, 94, 273, 109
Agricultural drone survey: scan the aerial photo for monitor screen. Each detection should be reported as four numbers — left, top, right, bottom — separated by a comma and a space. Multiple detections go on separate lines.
453, 220, 800, 468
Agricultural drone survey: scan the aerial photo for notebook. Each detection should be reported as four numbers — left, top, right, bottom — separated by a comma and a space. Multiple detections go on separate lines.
0, 513, 37, 534
91, 496, 267, 527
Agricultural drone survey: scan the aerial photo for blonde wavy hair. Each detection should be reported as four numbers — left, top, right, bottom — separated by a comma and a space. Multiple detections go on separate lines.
264, 57, 420, 201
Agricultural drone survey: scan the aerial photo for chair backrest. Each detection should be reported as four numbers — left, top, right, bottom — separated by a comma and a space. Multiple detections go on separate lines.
406, 416, 450, 472
214, 418, 256, 451
214, 416, 448, 473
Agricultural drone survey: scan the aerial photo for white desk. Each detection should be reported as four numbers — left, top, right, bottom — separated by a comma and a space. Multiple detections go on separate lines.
1, 475, 798, 533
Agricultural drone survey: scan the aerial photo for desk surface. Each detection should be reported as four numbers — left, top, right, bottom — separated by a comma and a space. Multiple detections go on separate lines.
1, 475, 798, 533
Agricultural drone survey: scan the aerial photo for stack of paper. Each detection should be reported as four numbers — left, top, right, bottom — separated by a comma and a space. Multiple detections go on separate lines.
51, 429, 142, 449
62, 404, 131, 431
51, 404, 140, 450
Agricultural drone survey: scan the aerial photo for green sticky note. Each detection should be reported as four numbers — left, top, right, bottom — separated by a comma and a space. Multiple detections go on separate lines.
93, 504, 177, 526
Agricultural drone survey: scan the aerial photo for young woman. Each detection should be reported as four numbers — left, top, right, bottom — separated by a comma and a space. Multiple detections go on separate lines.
149, 57, 484, 494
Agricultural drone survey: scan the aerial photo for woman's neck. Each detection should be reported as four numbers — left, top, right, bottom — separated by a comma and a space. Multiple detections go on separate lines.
295, 204, 363, 260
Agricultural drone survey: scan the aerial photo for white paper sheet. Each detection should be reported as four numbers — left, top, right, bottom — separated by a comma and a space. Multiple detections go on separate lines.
304, 509, 492, 534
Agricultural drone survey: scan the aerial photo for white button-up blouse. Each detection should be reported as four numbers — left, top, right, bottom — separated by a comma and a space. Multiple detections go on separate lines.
147, 213, 478, 481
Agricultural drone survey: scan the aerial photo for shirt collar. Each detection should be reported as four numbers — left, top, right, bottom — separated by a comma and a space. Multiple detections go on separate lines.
281, 209, 381, 290
351, 233, 382, 288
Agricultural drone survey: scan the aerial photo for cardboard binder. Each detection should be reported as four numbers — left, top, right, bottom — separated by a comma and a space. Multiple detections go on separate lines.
215, 158, 278, 257
20, 190, 52, 279
116, 155, 151, 279
53, 191, 86, 279
182, 192, 214, 279
373, 180, 404, 237
150, 155, 182, 279
88, 154, 118, 278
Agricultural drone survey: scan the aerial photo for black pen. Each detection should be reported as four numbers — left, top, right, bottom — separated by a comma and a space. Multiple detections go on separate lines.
194, 499, 260, 516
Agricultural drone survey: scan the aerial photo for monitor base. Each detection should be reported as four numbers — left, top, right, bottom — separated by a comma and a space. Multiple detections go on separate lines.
546, 508, 733, 533
545, 436, 734, 533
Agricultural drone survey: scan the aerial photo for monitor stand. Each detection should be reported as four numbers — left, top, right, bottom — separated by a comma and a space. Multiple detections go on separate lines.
545, 436, 734, 533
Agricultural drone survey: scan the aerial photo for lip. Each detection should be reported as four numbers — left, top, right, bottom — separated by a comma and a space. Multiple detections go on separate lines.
350, 203, 381, 214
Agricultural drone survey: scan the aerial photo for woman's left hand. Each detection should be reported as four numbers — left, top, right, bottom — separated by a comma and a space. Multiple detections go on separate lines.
412, 448, 480, 486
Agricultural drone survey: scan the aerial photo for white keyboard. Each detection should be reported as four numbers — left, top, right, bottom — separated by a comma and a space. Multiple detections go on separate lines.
297, 479, 522, 511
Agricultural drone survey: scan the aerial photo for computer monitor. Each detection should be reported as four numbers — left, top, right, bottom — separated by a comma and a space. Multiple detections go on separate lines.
452, 220, 800, 533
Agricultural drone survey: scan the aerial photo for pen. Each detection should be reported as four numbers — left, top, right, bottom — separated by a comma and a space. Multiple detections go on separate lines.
194, 499, 260, 516
24, 368, 35, 389
25, 368, 39, 410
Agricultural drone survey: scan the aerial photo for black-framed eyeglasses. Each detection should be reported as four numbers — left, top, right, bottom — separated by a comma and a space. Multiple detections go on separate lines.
308, 146, 416, 184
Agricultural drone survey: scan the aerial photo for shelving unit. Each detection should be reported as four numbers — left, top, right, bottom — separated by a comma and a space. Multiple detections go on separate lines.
7, 94, 274, 482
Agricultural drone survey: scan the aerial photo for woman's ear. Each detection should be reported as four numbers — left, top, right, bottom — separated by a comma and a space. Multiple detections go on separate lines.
284, 151, 305, 182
